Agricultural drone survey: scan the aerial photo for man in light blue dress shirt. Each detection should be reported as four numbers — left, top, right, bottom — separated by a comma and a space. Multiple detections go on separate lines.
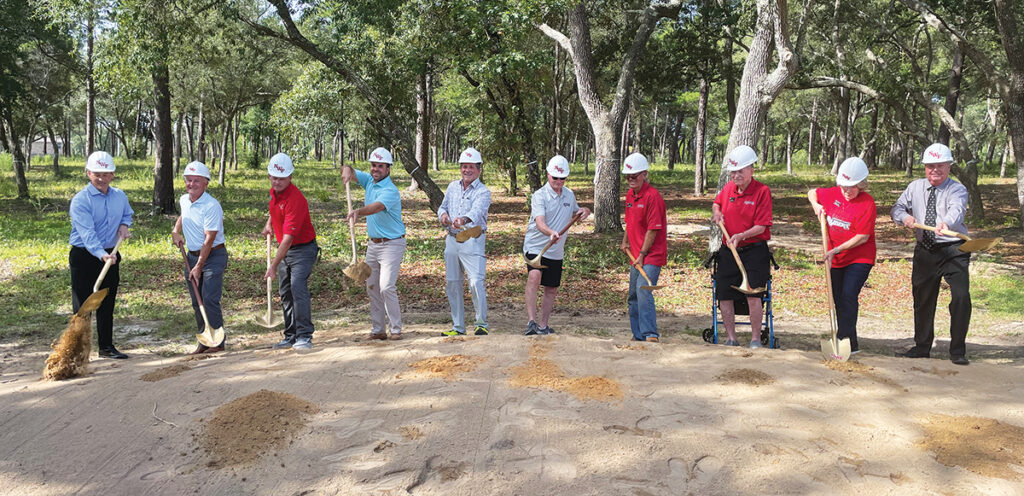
343, 147, 407, 340
438, 147, 492, 336
171, 162, 228, 354
69, 151, 133, 359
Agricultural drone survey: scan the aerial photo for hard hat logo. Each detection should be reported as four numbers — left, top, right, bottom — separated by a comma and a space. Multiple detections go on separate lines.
373, 152, 383, 160
841, 173, 850, 180
928, 150, 942, 159
98, 161, 111, 169
554, 166, 564, 173
728, 159, 737, 166
273, 164, 285, 173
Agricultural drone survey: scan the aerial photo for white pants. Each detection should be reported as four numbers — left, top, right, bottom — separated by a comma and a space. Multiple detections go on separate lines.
365, 237, 406, 335
444, 234, 487, 332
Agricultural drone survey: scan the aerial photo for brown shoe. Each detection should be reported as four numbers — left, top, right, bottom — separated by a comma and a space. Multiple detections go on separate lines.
190, 344, 209, 355
369, 333, 388, 340
203, 346, 224, 354
389, 333, 403, 340
646, 336, 660, 343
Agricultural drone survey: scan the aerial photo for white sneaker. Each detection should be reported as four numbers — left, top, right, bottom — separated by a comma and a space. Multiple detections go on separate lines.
749, 341, 763, 349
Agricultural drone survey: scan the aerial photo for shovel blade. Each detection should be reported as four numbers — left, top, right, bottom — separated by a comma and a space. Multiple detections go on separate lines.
344, 261, 372, 283
958, 237, 1001, 253
76, 289, 110, 316
197, 326, 224, 347
730, 284, 766, 295
455, 225, 482, 242
640, 285, 664, 291
820, 337, 852, 361
253, 313, 283, 328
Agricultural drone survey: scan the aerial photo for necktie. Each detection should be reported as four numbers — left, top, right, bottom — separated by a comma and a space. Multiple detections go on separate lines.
922, 186, 937, 249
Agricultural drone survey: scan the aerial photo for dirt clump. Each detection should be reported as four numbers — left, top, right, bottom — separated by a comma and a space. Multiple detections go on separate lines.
507, 343, 623, 402
43, 314, 92, 381
441, 336, 479, 343
140, 364, 192, 382
918, 414, 1024, 480
716, 368, 775, 386
182, 354, 214, 362
615, 344, 645, 351
198, 389, 318, 468
399, 426, 424, 440
408, 354, 485, 381
824, 360, 873, 373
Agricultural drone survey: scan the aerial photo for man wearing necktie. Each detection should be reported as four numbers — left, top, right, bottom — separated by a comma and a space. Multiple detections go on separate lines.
890, 143, 972, 365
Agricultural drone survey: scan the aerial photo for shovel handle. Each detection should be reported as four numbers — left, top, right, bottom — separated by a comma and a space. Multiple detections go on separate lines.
819, 213, 839, 340
717, 221, 753, 288
345, 181, 358, 263
912, 222, 969, 241
626, 252, 658, 287
179, 245, 204, 307
93, 237, 124, 293
534, 211, 584, 259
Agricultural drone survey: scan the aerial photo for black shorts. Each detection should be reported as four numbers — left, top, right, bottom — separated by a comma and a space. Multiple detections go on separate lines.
715, 242, 771, 300
524, 253, 564, 287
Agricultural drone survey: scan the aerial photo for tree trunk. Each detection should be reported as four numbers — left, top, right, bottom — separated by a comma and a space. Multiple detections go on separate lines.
152, 64, 176, 214
724, 37, 736, 126
938, 41, 964, 145
85, 13, 96, 156
786, 130, 793, 174
831, 87, 850, 174
695, 77, 709, 195
409, 70, 429, 192
47, 126, 61, 177
219, 115, 232, 186
2, 109, 30, 198
196, 101, 206, 164
174, 112, 183, 174
808, 97, 817, 166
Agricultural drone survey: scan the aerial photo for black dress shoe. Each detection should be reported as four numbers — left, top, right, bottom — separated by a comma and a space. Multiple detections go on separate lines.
950, 355, 969, 365
895, 347, 930, 358
98, 347, 128, 359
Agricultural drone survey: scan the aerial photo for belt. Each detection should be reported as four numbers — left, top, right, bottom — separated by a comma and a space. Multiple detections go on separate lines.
290, 240, 316, 249
370, 234, 405, 243
189, 244, 225, 257
737, 240, 767, 253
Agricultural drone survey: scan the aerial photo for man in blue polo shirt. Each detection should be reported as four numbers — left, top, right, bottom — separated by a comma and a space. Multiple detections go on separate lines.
342, 147, 407, 340
69, 151, 134, 359
171, 161, 228, 354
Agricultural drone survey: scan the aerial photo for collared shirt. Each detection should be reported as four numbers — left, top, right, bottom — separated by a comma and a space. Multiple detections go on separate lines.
624, 182, 668, 266
523, 183, 579, 260
355, 170, 405, 239
438, 178, 492, 236
816, 187, 876, 267
179, 192, 225, 251
69, 183, 134, 260
713, 179, 773, 247
890, 177, 968, 243
269, 183, 316, 245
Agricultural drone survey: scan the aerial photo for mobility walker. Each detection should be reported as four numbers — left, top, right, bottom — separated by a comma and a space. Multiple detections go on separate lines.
701, 250, 780, 349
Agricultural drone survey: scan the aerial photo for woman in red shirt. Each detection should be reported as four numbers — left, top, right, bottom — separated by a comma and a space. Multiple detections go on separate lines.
807, 157, 876, 354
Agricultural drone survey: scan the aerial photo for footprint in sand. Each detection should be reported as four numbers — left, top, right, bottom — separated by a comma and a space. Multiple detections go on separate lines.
666, 455, 724, 491
504, 446, 578, 480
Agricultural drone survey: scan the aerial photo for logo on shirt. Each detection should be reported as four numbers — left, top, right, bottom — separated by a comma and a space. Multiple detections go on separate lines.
834, 200, 841, 207
562, 202, 570, 207
636, 203, 645, 209
273, 164, 285, 173
827, 217, 851, 230
729, 197, 736, 203
626, 202, 632, 208
744, 200, 755, 205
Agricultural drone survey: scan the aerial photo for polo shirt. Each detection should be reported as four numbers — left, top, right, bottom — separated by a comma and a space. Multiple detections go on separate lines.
69, 183, 134, 260
624, 182, 668, 266
817, 187, 876, 267
355, 170, 405, 239
179, 192, 225, 251
269, 183, 316, 245
523, 183, 580, 260
713, 179, 772, 247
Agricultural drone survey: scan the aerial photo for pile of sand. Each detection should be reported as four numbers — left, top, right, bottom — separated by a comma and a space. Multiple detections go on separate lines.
507, 343, 623, 401
139, 364, 191, 382
715, 368, 775, 386
197, 390, 319, 468
408, 354, 485, 381
918, 414, 1024, 480
824, 360, 906, 389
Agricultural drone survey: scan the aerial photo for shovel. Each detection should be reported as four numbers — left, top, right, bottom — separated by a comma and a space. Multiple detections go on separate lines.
717, 221, 766, 295
525, 212, 584, 269
180, 245, 225, 347
627, 251, 663, 290
342, 181, 372, 283
454, 224, 482, 243
819, 213, 851, 362
254, 233, 283, 328
913, 223, 1001, 253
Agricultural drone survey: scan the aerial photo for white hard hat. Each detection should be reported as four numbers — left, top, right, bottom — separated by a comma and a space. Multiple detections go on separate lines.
621, 152, 649, 174
836, 157, 868, 186
183, 161, 211, 179
546, 155, 570, 178
368, 147, 394, 165
460, 147, 483, 164
85, 151, 115, 172
267, 153, 294, 178
725, 145, 758, 171
922, 143, 953, 164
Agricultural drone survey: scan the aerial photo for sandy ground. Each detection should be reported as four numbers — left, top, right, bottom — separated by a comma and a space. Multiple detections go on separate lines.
2, 315, 1023, 496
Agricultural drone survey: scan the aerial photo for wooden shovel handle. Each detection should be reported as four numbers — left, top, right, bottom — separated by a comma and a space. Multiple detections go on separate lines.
717, 221, 752, 285
346, 181, 358, 263
627, 251, 658, 287
93, 236, 124, 292
536, 211, 584, 258
819, 212, 839, 337
179, 245, 204, 308
912, 222, 969, 241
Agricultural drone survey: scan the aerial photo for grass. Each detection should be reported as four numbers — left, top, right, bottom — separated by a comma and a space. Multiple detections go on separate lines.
1, 154, 1022, 346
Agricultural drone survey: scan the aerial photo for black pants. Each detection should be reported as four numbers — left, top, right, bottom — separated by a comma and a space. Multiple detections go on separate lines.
911, 242, 971, 357
70, 246, 121, 349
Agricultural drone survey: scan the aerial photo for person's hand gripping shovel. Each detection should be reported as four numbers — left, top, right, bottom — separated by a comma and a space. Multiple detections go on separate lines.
912, 223, 1001, 253
626, 251, 663, 291
180, 245, 224, 347
341, 181, 371, 283
525, 211, 584, 269
819, 212, 851, 362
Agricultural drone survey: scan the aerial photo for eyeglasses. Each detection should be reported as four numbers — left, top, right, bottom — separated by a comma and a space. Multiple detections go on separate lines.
551, 177, 566, 181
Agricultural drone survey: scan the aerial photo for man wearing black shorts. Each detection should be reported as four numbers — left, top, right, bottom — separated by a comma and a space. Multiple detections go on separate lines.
523, 156, 590, 335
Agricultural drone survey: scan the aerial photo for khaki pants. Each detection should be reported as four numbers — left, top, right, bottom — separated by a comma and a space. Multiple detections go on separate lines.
366, 237, 406, 335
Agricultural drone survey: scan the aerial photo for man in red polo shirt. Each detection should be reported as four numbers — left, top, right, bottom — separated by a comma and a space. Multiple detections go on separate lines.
711, 145, 773, 348
261, 153, 319, 351
619, 152, 668, 342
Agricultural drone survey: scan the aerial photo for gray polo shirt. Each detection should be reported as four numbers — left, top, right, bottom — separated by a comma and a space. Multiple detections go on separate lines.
890, 177, 968, 243
523, 183, 579, 260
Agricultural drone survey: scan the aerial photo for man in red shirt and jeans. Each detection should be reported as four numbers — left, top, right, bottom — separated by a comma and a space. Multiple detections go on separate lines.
619, 153, 668, 342
262, 153, 319, 351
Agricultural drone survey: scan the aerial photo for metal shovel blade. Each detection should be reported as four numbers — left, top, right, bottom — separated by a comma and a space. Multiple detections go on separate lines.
197, 326, 225, 347
76, 288, 110, 316
640, 285, 664, 290
454, 225, 482, 243
730, 284, 767, 295
343, 260, 372, 283
523, 253, 547, 269
820, 336, 852, 362
254, 312, 283, 328
958, 237, 1001, 253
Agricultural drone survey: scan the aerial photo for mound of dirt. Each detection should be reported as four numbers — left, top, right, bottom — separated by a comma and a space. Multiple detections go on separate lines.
824, 360, 873, 373
716, 368, 775, 386
197, 389, 319, 468
507, 343, 623, 402
140, 364, 191, 382
441, 336, 479, 343
182, 354, 214, 362
918, 414, 1024, 480
408, 354, 485, 381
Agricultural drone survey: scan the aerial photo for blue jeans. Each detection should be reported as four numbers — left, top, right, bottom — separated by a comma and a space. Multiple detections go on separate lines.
278, 241, 318, 340
628, 264, 661, 340
185, 248, 228, 342
830, 263, 872, 350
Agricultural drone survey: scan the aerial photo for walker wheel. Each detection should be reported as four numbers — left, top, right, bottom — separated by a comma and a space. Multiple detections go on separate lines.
760, 332, 770, 346
702, 328, 714, 344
